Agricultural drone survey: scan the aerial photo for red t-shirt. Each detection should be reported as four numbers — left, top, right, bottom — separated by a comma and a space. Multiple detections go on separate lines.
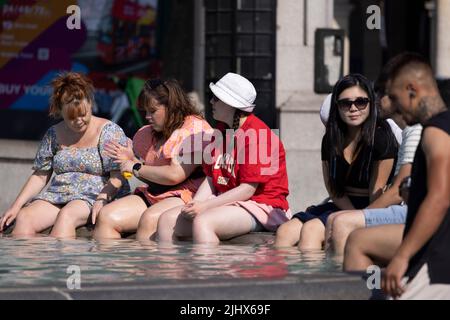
203, 114, 289, 210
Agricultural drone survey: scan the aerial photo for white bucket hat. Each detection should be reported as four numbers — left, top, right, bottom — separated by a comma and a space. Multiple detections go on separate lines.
209, 73, 257, 112
320, 93, 332, 126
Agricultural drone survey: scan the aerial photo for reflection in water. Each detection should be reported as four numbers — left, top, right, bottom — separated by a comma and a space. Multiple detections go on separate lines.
0, 235, 341, 287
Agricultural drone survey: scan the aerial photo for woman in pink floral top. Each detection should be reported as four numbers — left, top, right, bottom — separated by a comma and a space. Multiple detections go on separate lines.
93, 79, 212, 240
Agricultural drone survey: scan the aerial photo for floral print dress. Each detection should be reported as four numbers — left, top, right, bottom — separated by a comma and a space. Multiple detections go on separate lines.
32, 122, 130, 208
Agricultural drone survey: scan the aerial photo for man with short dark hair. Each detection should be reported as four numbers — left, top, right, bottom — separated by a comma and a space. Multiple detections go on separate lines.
382, 53, 450, 299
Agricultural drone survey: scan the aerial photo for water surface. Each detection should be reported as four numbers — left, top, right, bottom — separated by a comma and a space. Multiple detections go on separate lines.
0, 236, 342, 288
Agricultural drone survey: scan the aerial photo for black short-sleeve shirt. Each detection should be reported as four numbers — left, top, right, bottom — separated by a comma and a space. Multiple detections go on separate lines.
321, 125, 398, 190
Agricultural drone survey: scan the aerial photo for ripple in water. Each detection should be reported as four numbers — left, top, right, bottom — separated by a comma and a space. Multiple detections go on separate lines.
0, 235, 342, 287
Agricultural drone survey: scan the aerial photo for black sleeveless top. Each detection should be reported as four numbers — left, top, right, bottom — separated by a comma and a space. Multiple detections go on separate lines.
404, 109, 450, 284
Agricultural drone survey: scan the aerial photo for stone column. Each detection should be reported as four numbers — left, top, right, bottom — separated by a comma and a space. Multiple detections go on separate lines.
436, 0, 450, 78
192, 0, 205, 109
333, 0, 353, 75
277, 0, 338, 211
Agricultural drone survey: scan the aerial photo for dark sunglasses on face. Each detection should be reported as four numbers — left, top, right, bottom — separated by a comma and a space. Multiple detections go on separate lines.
336, 97, 370, 111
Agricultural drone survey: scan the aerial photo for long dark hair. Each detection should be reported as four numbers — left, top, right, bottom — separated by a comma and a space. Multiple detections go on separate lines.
325, 73, 395, 197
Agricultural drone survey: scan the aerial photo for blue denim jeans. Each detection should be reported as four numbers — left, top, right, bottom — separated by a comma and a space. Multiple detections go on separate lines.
364, 205, 407, 227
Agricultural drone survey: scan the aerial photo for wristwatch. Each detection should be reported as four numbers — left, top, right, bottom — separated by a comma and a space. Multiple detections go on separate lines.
132, 162, 142, 178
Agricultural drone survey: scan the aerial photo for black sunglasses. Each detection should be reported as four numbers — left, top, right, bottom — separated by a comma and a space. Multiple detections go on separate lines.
336, 97, 370, 111
144, 79, 167, 91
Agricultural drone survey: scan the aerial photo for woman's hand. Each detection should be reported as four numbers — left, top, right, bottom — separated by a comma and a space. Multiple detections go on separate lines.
180, 201, 209, 220
0, 206, 20, 232
91, 199, 107, 225
382, 255, 409, 299
104, 139, 136, 163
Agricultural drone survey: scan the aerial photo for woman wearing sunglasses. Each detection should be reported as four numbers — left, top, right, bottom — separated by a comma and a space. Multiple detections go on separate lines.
93, 79, 212, 240
275, 73, 398, 250
156, 73, 291, 244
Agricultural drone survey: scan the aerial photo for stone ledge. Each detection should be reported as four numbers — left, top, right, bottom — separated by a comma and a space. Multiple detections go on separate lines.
0, 139, 39, 160
2, 225, 275, 245
0, 274, 372, 300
